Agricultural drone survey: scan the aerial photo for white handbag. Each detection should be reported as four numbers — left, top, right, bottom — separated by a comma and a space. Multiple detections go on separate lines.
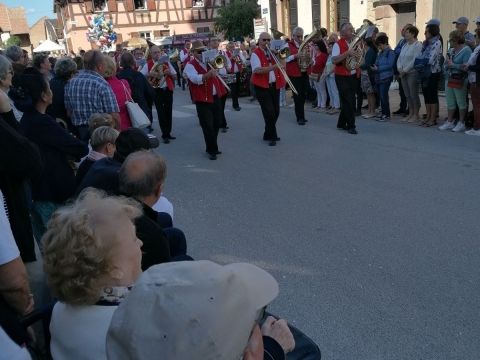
121, 81, 150, 129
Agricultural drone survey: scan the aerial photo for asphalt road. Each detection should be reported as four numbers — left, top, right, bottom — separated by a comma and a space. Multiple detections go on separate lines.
153, 89, 480, 360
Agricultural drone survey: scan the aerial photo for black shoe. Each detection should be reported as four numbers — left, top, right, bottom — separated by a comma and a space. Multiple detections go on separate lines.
269, 140, 276, 146
348, 128, 358, 134
233, 107, 241, 111
393, 109, 406, 115
147, 126, 154, 133
163, 138, 170, 144
297, 120, 306, 126
221, 128, 228, 133
355, 111, 361, 116
362, 104, 368, 109
274, 137, 280, 141
337, 125, 348, 130
215, 151, 222, 155
209, 153, 217, 160
167, 135, 176, 140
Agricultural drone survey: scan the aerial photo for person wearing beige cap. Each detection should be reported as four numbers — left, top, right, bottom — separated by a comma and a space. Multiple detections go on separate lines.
184, 40, 228, 160
453, 16, 475, 49
106, 260, 296, 360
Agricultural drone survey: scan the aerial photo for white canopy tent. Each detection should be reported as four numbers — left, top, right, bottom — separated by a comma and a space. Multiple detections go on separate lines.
33, 40, 65, 53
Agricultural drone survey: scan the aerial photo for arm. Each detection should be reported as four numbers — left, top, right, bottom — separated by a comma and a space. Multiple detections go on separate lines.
377, 50, 396, 72
403, 42, 423, 73
101, 85, 121, 129
428, 41, 441, 66
332, 43, 351, 65
166, 62, 177, 77
38, 118, 88, 160
251, 53, 276, 75
0, 257, 34, 315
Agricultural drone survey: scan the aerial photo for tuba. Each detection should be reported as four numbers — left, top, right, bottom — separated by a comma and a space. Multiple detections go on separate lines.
149, 55, 169, 88
345, 23, 374, 71
297, 27, 324, 72
169, 48, 180, 62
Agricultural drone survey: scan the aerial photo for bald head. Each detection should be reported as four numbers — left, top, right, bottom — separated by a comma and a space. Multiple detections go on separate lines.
119, 151, 167, 200
83, 50, 105, 72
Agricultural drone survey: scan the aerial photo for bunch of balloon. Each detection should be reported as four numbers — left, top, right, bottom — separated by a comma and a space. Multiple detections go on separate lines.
86, 13, 117, 50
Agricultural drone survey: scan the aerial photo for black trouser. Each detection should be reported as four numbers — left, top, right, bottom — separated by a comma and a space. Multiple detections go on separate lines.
154, 88, 174, 138
398, 77, 407, 111
220, 94, 228, 129
171, 62, 181, 87
230, 72, 241, 108
195, 96, 222, 154
255, 84, 280, 140
291, 73, 309, 122
335, 74, 357, 130
355, 76, 363, 112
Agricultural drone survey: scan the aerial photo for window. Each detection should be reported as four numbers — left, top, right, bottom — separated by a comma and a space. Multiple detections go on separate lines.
196, 26, 209, 33
269, 0, 277, 31
134, 0, 147, 10
193, 0, 205, 8
139, 31, 152, 40
312, 0, 320, 28
289, 0, 297, 32
93, 0, 107, 12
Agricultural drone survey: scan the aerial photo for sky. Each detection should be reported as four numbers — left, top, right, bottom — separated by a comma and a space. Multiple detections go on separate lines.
2, 0, 55, 26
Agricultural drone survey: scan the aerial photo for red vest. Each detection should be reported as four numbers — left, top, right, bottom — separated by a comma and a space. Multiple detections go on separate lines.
188, 58, 227, 103
226, 50, 243, 74
286, 41, 302, 78
334, 38, 357, 77
181, 49, 191, 68
251, 48, 286, 89
147, 60, 175, 91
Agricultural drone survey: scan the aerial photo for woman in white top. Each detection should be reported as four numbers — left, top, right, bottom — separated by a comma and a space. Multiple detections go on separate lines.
397, 25, 423, 123
43, 189, 143, 360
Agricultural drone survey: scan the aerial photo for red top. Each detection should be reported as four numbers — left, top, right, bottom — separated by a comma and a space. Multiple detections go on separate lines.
334, 38, 355, 76
286, 41, 302, 77
226, 50, 243, 74
106, 76, 132, 130
251, 48, 286, 89
188, 58, 227, 103
311, 52, 328, 74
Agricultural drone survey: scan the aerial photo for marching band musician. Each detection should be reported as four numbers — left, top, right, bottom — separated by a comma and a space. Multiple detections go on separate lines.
286, 27, 309, 126
216, 39, 232, 132
332, 22, 359, 134
179, 40, 192, 90
184, 40, 228, 160
141, 45, 177, 143
226, 41, 245, 111
250, 32, 286, 146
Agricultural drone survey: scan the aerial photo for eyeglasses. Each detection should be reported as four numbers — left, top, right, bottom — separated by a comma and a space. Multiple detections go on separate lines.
261, 38, 271, 42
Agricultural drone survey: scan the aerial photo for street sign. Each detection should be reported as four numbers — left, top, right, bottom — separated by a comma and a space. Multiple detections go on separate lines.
253, 17, 268, 40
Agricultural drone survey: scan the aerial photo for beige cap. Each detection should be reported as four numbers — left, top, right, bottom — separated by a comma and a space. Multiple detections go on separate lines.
106, 260, 279, 360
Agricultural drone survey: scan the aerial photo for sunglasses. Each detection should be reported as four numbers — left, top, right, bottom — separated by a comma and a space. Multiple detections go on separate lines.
261, 38, 271, 42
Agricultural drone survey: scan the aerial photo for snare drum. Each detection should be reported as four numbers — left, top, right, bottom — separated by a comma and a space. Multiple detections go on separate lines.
221, 74, 237, 84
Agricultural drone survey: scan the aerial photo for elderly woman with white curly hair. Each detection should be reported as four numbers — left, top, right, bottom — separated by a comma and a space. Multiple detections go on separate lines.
43, 189, 143, 360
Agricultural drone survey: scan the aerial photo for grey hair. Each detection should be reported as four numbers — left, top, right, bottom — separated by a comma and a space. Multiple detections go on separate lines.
0, 54, 12, 81
119, 151, 167, 199
292, 27, 304, 36
54, 57, 77, 79
5, 45, 23, 62
90, 126, 119, 151
340, 22, 353, 32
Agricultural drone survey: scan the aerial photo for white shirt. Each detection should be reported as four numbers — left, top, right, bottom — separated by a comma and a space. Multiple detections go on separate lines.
184, 59, 217, 95
250, 51, 276, 83
180, 48, 190, 62
217, 50, 231, 75
152, 195, 174, 220
286, 40, 300, 63
397, 41, 422, 73
0, 327, 31, 360
140, 60, 177, 89
230, 51, 246, 73
50, 302, 117, 360
332, 42, 356, 75
0, 190, 20, 266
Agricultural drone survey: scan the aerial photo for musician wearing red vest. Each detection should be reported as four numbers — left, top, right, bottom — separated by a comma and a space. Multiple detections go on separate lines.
184, 40, 228, 160
180, 40, 192, 91
251, 32, 286, 146
332, 22, 359, 134
216, 40, 232, 132
286, 27, 308, 126
141, 45, 177, 143
226, 41, 245, 111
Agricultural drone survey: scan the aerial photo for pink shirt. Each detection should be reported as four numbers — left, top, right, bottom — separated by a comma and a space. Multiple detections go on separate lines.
106, 76, 132, 130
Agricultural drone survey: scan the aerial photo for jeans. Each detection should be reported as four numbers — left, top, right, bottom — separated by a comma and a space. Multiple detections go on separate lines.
326, 75, 340, 108
314, 76, 327, 108
377, 77, 393, 117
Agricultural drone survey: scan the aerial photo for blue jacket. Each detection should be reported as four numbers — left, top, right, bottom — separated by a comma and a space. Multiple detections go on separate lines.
375, 47, 395, 82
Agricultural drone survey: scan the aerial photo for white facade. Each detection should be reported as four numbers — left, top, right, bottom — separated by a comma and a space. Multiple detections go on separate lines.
349, 0, 368, 29
297, 0, 313, 34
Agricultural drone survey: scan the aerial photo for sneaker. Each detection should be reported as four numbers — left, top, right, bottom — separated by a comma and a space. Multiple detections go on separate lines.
452, 122, 466, 132
465, 129, 480, 136
438, 121, 454, 131
362, 114, 376, 119
377, 115, 390, 122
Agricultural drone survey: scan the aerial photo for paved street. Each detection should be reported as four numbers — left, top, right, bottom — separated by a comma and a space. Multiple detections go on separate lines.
153, 88, 480, 360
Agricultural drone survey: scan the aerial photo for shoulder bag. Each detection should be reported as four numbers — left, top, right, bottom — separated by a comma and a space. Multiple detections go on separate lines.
121, 80, 150, 129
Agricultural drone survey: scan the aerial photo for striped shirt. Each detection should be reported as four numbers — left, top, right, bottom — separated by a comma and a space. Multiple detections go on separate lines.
64, 70, 119, 126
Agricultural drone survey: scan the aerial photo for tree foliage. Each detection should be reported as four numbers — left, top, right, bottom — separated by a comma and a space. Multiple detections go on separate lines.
6, 36, 21, 47
214, 0, 259, 39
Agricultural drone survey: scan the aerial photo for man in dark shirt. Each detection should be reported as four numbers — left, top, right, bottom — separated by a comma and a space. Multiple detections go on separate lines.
119, 150, 190, 270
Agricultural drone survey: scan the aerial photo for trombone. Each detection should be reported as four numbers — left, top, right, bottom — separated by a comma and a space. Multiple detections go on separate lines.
266, 46, 298, 95
202, 50, 231, 92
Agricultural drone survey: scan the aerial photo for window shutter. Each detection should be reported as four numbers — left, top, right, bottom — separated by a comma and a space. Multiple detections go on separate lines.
147, 0, 156, 10
125, 0, 134, 11
84, 1, 93, 13
185, 0, 193, 8
108, 0, 118, 11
